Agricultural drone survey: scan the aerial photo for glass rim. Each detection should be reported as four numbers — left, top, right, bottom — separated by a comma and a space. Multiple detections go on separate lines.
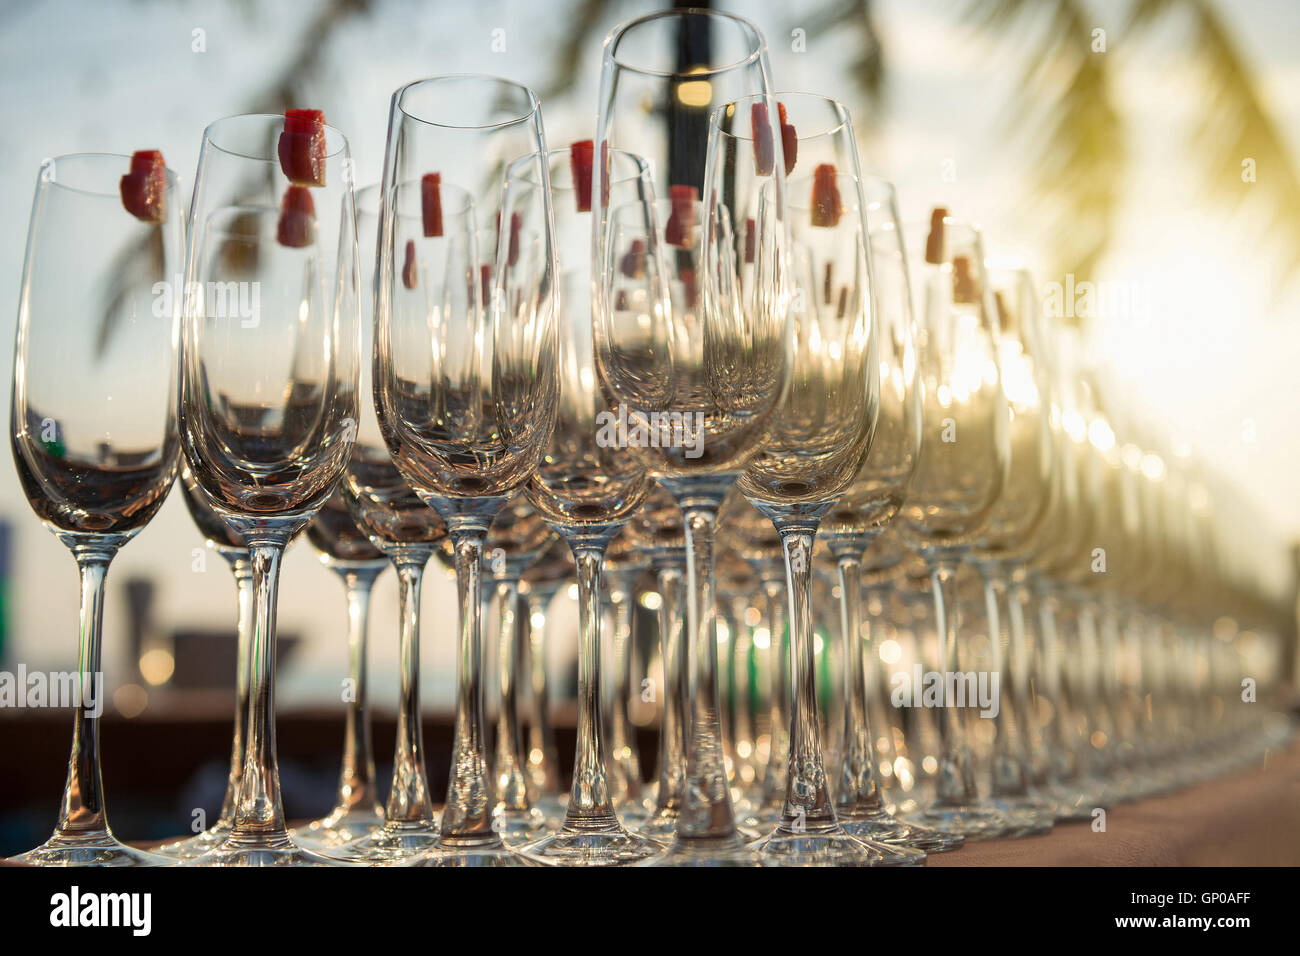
38, 151, 181, 199
604, 8, 766, 79
394, 73, 541, 131
358, 178, 475, 219
713, 91, 852, 143
201, 112, 351, 164
515, 145, 652, 192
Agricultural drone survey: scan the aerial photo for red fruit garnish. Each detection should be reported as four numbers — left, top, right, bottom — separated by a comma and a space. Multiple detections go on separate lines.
810, 163, 843, 227
479, 264, 492, 306
507, 212, 522, 268
744, 217, 756, 264
570, 140, 594, 213
277, 109, 326, 187
952, 255, 978, 303
119, 150, 167, 224
925, 207, 949, 265
620, 239, 646, 279
422, 173, 443, 238
402, 239, 418, 290
679, 267, 697, 310
276, 185, 316, 248
779, 103, 798, 177
664, 184, 698, 248
751, 102, 774, 177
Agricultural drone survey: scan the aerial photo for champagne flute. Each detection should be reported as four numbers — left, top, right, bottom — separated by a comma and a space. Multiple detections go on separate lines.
818, 176, 960, 853
180, 113, 360, 866
735, 136, 921, 866
896, 211, 1011, 840
153, 465, 253, 860
321, 182, 452, 864
8, 152, 182, 866
376, 76, 557, 867
516, 145, 658, 866
965, 265, 1058, 836
595, 8, 790, 865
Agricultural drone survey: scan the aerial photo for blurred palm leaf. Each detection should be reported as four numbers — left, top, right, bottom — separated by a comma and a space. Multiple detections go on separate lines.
1127, 0, 1300, 280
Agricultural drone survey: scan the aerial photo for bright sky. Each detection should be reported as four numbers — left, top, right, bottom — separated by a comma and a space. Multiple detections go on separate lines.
0, 0, 1295, 700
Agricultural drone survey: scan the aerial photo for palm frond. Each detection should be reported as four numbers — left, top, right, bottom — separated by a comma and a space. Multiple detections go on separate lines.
962, 0, 1124, 291
1128, 0, 1300, 283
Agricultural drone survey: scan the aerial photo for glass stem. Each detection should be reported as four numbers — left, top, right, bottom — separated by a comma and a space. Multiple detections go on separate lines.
929, 560, 979, 806
493, 576, 530, 812
335, 565, 382, 815
231, 539, 290, 842
607, 580, 641, 802
525, 585, 561, 800
1006, 582, 1047, 789
674, 503, 739, 843
442, 529, 496, 844
216, 555, 254, 827
759, 573, 790, 809
54, 545, 118, 841
777, 526, 837, 834
980, 569, 1025, 797
834, 551, 883, 816
563, 541, 620, 830
1034, 582, 1078, 785
651, 557, 687, 817
385, 550, 435, 827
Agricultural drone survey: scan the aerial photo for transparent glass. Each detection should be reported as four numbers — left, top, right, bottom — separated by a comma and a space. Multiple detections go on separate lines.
895, 214, 1011, 840
179, 114, 360, 866
517, 146, 657, 865
375, 76, 558, 868
8, 153, 182, 866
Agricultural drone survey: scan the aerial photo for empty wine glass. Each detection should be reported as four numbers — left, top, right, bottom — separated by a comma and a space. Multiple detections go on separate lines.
965, 264, 1058, 837
321, 182, 452, 864
896, 212, 1011, 840
516, 145, 658, 866
734, 130, 921, 866
8, 152, 182, 866
376, 76, 558, 867
818, 176, 960, 853
595, 8, 791, 866
180, 113, 360, 866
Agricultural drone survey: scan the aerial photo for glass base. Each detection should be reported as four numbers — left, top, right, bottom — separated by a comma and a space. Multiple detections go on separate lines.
989, 796, 1055, 837
181, 832, 350, 867
908, 802, 1010, 841
751, 825, 926, 866
492, 806, 550, 844
9, 832, 170, 867
521, 826, 663, 866
291, 806, 386, 850
838, 809, 965, 853
151, 821, 235, 861
322, 820, 441, 864
645, 832, 763, 867
409, 835, 535, 867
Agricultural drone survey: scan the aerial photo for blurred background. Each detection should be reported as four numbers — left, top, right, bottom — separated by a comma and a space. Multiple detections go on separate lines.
1, 0, 1298, 852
